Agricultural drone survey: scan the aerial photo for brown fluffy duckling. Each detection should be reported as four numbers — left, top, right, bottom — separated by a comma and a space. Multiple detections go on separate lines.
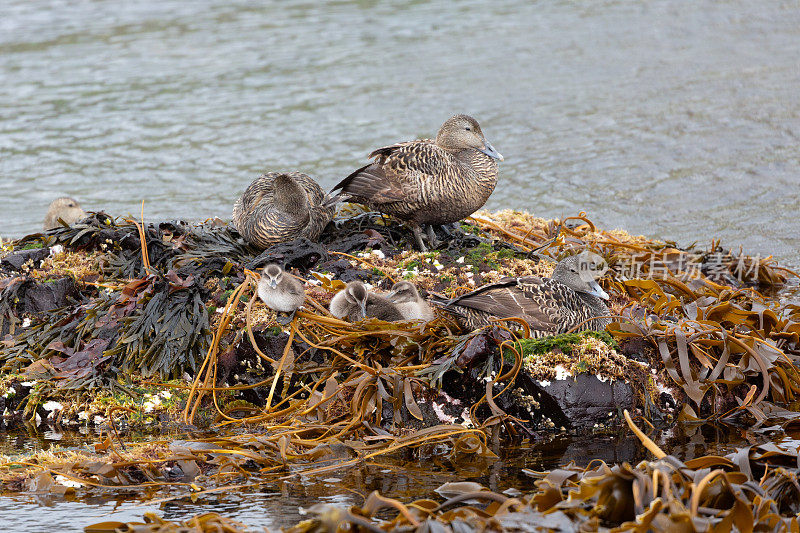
386, 281, 434, 322
257, 264, 305, 324
233, 172, 334, 249
330, 114, 503, 251
43, 197, 87, 230
433, 255, 610, 336
329, 281, 405, 322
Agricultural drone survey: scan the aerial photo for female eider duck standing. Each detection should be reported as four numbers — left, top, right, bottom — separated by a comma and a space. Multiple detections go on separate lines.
330, 114, 503, 251
433, 255, 611, 337
233, 172, 334, 249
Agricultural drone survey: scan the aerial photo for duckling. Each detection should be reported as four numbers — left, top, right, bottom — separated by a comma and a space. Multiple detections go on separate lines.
386, 281, 434, 322
433, 255, 611, 336
257, 264, 305, 324
329, 281, 405, 322
43, 197, 87, 230
233, 172, 334, 249
330, 114, 503, 251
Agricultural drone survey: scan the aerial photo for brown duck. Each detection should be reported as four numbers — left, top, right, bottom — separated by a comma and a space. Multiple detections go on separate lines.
43, 197, 87, 230
330, 114, 503, 251
432, 255, 611, 336
233, 172, 333, 249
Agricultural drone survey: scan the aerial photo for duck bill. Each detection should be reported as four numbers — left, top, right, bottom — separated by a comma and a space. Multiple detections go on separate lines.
385, 290, 398, 301
270, 280, 278, 289
358, 301, 368, 320
479, 139, 504, 161
587, 280, 610, 301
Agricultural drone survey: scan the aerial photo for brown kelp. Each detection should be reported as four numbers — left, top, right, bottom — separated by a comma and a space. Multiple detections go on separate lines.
2, 208, 800, 533
80, 415, 800, 532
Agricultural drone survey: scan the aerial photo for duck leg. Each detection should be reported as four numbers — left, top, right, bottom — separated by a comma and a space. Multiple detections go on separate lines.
411, 224, 428, 252
437, 222, 459, 239
276, 309, 296, 326
381, 213, 397, 248
425, 224, 440, 249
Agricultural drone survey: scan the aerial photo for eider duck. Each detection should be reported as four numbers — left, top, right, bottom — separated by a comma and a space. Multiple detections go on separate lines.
329, 281, 405, 322
432, 255, 611, 336
43, 197, 87, 230
386, 281, 434, 321
233, 172, 333, 249
257, 264, 305, 324
330, 114, 503, 251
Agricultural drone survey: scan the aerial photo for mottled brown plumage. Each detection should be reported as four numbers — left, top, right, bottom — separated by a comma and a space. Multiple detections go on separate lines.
330, 115, 503, 250
433, 256, 611, 337
232, 172, 333, 249
43, 197, 87, 230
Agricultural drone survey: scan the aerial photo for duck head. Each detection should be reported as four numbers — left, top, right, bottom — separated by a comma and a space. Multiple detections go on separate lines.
436, 114, 503, 161
343, 281, 369, 319
386, 281, 420, 303
45, 197, 87, 228
551, 255, 610, 300
262, 263, 285, 289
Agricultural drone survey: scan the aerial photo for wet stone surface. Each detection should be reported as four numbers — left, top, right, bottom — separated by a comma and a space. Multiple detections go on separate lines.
0, 247, 49, 272
533, 374, 634, 429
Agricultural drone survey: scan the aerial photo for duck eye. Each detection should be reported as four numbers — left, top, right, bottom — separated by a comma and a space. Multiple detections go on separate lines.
465, 127, 471, 131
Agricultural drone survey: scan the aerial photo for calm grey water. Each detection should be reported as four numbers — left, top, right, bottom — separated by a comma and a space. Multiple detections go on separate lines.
2, 1, 799, 263
0, 1, 799, 524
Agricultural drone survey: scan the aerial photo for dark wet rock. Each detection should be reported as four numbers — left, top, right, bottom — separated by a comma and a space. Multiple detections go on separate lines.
455, 334, 493, 368
315, 259, 374, 283
384, 387, 469, 431
620, 337, 652, 363
325, 231, 392, 256
1, 247, 49, 272
20, 278, 80, 314
219, 328, 300, 407
532, 374, 634, 429
246, 238, 328, 272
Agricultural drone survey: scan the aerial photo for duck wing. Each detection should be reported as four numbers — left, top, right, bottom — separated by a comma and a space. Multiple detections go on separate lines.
332, 140, 448, 203
444, 277, 563, 333
290, 172, 326, 205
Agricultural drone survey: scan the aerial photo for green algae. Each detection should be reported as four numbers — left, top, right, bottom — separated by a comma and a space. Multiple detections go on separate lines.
514, 330, 618, 358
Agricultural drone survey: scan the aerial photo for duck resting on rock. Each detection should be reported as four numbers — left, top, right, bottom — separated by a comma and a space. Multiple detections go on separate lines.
329, 114, 503, 251
432, 255, 611, 337
43, 197, 87, 230
329, 281, 405, 322
233, 172, 334, 249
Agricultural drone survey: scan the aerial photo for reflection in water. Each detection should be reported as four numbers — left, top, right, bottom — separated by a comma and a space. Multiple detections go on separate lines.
1, 1, 799, 262
0, 423, 772, 530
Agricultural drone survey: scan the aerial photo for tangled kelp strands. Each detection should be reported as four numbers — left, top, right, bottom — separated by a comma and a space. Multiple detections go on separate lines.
2, 208, 800, 530
73, 415, 800, 531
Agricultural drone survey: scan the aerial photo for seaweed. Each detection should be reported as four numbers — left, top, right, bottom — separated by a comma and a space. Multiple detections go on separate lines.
3, 208, 800, 533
